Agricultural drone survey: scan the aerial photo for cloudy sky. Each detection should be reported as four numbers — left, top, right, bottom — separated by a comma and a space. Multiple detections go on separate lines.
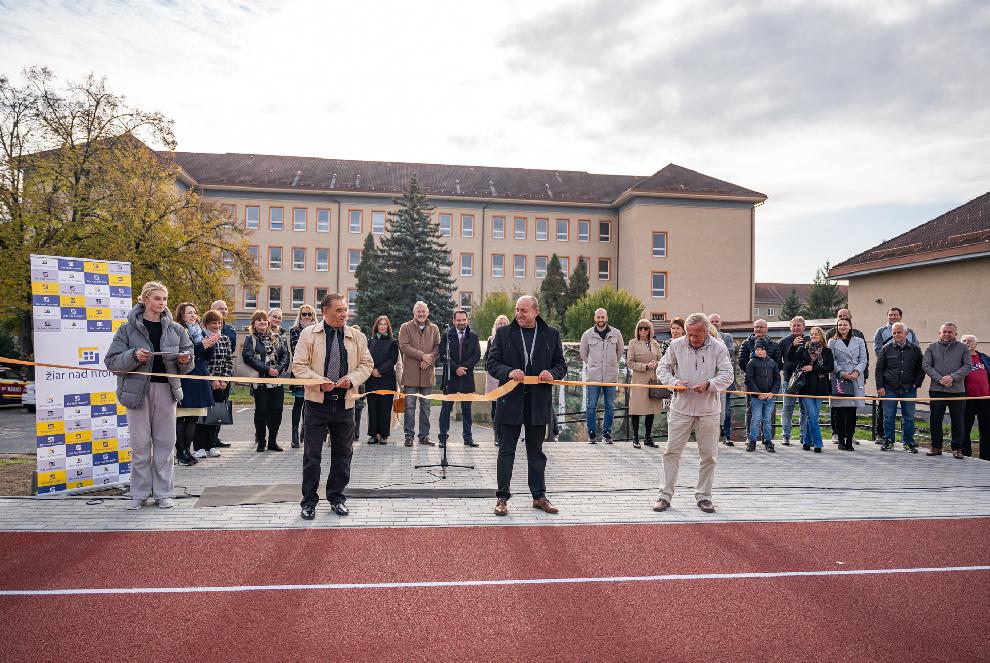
2, 0, 987, 282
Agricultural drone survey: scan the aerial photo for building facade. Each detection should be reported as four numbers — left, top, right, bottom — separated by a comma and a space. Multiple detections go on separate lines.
170, 152, 766, 326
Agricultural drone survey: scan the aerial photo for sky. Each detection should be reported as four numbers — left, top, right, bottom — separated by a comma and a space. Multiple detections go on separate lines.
1, 0, 987, 283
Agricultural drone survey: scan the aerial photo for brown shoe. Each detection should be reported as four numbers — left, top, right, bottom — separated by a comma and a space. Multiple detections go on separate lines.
494, 498, 508, 516
404, 436, 414, 447
532, 497, 559, 514
952, 450, 964, 459
697, 499, 716, 513
653, 499, 670, 512
419, 437, 435, 446
926, 448, 942, 456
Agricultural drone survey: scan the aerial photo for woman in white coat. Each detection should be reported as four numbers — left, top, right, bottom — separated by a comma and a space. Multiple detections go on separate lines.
828, 318, 867, 451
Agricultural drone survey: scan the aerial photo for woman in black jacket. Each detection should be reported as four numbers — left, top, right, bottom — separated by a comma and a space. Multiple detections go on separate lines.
788, 326, 834, 452
288, 305, 317, 448
242, 310, 290, 452
174, 302, 218, 466
365, 315, 399, 445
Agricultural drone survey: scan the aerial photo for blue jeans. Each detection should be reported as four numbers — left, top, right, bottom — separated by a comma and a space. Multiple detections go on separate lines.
721, 392, 733, 438
585, 385, 615, 437
799, 397, 824, 448
781, 393, 805, 441
882, 387, 916, 445
749, 396, 774, 443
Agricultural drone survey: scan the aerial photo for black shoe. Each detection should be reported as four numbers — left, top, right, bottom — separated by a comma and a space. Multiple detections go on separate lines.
603, 434, 613, 445
214, 441, 232, 448
438, 438, 447, 448
380, 437, 388, 445
837, 442, 848, 451
268, 444, 284, 452
813, 447, 822, 453
746, 441, 756, 452
588, 434, 597, 445
764, 442, 775, 453
781, 439, 790, 446
633, 439, 641, 448
331, 502, 349, 516
367, 436, 377, 445
803, 444, 811, 451
176, 451, 195, 466
465, 439, 479, 447
301, 505, 316, 520
256, 441, 266, 452
723, 440, 735, 447
292, 428, 300, 448
644, 438, 656, 448
290, 441, 300, 449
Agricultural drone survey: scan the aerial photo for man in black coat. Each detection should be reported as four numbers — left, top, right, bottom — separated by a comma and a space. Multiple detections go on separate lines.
438, 310, 482, 448
486, 295, 567, 516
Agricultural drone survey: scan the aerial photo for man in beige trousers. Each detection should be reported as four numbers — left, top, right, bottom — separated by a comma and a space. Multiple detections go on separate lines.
655, 313, 734, 513
398, 301, 440, 446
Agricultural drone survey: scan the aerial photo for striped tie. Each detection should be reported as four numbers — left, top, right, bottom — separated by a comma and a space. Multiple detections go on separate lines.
326, 329, 341, 382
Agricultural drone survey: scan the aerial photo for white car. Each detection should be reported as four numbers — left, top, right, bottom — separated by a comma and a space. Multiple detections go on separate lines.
21, 380, 35, 413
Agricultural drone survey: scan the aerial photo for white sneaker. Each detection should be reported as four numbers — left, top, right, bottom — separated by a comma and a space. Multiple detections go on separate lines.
158, 497, 176, 509
193, 449, 208, 458
125, 499, 144, 510
207, 448, 222, 458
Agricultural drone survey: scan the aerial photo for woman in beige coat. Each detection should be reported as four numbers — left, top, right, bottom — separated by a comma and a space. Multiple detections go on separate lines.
626, 319, 665, 448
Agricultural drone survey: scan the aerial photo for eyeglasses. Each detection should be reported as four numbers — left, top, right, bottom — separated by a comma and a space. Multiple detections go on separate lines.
301, 313, 314, 318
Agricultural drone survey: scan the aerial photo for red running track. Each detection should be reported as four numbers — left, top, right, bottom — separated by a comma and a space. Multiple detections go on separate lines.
1, 518, 989, 662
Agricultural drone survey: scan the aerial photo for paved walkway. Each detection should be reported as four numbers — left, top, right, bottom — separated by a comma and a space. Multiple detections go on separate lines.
2, 410, 989, 531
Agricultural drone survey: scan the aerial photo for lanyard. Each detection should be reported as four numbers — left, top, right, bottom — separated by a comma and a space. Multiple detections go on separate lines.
520, 326, 538, 371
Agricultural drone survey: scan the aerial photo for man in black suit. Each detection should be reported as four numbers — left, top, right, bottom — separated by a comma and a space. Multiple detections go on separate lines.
486, 295, 567, 516
438, 309, 482, 448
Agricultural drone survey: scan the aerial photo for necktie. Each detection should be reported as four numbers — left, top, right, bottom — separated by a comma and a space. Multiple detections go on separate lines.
326, 328, 341, 382
459, 331, 465, 356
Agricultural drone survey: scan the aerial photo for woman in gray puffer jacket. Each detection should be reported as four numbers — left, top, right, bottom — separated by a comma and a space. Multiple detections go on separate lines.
105, 282, 193, 510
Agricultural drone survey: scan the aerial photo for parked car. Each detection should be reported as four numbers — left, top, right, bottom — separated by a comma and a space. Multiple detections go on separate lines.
21, 380, 36, 413
0, 367, 26, 404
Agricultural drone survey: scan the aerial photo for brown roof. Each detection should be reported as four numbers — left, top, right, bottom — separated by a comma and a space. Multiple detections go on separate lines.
166, 152, 764, 205
831, 192, 990, 276
755, 282, 848, 304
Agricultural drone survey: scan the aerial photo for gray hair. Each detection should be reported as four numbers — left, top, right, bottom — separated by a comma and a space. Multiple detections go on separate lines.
941, 322, 958, 330
791, 316, 806, 324
685, 313, 709, 328
413, 301, 429, 311
961, 334, 978, 344
891, 322, 907, 332
517, 295, 539, 311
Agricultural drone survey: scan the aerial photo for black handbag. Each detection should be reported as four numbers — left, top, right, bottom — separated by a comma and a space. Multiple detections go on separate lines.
199, 400, 233, 426
786, 370, 806, 395
647, 379, 671, 400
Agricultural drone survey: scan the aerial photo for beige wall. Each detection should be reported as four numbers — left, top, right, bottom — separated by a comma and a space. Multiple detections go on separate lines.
617, 202, 753, 323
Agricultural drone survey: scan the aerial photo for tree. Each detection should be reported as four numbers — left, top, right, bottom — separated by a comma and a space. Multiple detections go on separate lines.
563, 286, 644, 342
471, 291, 516, 341
353, 233, 388, 331
0, 67, 259, 353
376, 176, 456, 327
805, 261, 846, 319
538, 254, 568, 327
566, 257, 590, 309
779, 288, 807, 321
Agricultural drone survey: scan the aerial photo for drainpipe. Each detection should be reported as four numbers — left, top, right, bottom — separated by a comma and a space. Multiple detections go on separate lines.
480, 204, 489, 301
333, 197, 342, 294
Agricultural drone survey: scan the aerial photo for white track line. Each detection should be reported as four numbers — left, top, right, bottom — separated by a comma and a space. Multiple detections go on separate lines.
2, 565, 987, 597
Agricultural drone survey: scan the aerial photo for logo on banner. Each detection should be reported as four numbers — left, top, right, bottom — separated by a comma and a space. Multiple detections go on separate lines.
78, 347, 100, 365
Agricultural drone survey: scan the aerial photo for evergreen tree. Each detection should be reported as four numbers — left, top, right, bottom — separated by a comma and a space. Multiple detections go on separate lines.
779, 288, 807, 321
566, 257, 590, 309
538, 254, 568, 327
805, 262, 846, 319
353, 233, 388, 331
376, 177, 456, 327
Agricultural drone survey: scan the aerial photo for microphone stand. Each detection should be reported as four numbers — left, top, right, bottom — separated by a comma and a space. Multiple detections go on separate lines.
415, 323, 474, 478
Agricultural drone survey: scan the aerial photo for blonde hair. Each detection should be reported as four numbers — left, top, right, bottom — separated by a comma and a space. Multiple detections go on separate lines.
810, 326, 826, 344
491, 314, 510, 339
635, 319, 653, 341
140, 281, 168, 301
293, 305, 317, 328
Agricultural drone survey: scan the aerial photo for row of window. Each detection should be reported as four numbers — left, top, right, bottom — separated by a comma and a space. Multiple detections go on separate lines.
754, 306, 775, 318
244, 286, 476, 315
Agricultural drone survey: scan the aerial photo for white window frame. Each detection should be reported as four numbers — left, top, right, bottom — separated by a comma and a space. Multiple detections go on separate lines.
348, 210, 362, 234
460, 253, 473, 277
535, 256, 548, 279
316, 248, 329, 272
535, 218, 548, 241
245, 206, 260, 230
513, 255, 525, 278
269, 207, 284, 231
347, 249, 361, 273
652, 273, 667, 299
461, 214, 474, 238
291, 287, 305, 310
652, 232, 667, 257
244, 289, 257, 309
292, 247, 305, 271
514, 217, 526, 240
492, 216, 505, 239
439, 213, 452, 237
578, 219, 590, 242
268, 286, 282, 309
293, 208, 306, 231
556, 219, 569, 241
597, 258, 610, 281
371, 211, 386, 234
268, 247, 282, 270
599, 220, 611, 243
492, 255, 504, 278
317, 209, 330, 233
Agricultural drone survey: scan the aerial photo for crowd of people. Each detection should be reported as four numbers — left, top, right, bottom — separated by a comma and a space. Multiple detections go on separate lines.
106, 282, 989, 517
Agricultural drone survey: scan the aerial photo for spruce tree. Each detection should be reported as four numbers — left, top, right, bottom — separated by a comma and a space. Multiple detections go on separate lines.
805, 262, 846, 319
354, 233, 388, 331
779, 288, 806, 321
377, 176, 456, 328
539, 254, 568, 327
566, 257, 590, 309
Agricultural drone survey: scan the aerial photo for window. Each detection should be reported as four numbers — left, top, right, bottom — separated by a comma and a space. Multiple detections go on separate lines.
460, 292, 473, 314
347, 289, 357, 315
492, 216, 505, 239
439, 213, 452, 236
315, 287, 328, 310
293, 208, 307, 231
244, 289, 257, 309
598, 258, 610, 281
559, 256, 569, 274
461, 214, 474, 237
222, 251, 234, 270
535, 218, 548, 241
651, 312, 667, 322
652, 232, 667, 257
348, 210, 362, 233
291, 287, 305, 310
317, 209, 330, 233
578, 219, 590, 242
514, 217, 526, 240
579, 256, 591, 273
292, 247, 305, 271
535, 256, 548, 279
599, 220, 611, 242
767, 307, 775, 318
268, 286, 281, 309
556, 218, 569, 241
513, 255, 526, 278
269, 207, 284, 231
371, 211, 386, 234
222, 204, 236, 224
347, 249, 361, 272
754, 307, 760, 317
246, 206, 260, 230
492, 254, 504, 278
651, 272, 667, 298
460, 253, 473, 277
268, 246, 282, 270
248, 246, 259, 268
316, 248, 329, 272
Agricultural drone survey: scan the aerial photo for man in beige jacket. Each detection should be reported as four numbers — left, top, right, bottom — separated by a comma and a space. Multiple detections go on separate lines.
654, 313, 734, 514
398, 301, 440, 446
292, 293, 373, 519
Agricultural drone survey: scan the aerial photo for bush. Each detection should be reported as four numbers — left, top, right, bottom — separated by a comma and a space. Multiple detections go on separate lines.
563, 286, 644, 342
472, 291, 516, 340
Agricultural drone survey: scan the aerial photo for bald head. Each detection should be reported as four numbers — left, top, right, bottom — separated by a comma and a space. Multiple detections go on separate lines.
594, 307, 608, 329
515, 295, 539, 328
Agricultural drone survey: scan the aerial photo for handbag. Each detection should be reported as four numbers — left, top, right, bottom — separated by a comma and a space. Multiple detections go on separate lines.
647, 378, 671, 400
834, 376, 855, 396
786, 369, 806, 395
198, 400, 233, 426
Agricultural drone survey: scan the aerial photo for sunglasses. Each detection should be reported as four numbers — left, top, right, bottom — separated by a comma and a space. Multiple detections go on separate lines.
301, 312, 314, 317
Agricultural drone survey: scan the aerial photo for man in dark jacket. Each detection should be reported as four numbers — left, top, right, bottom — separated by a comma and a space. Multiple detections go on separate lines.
438, 310, 482, 448
486, 295, 567, 517
876, 322, 925, 453
777, 316, 809, 446
738, 319, 781, 443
